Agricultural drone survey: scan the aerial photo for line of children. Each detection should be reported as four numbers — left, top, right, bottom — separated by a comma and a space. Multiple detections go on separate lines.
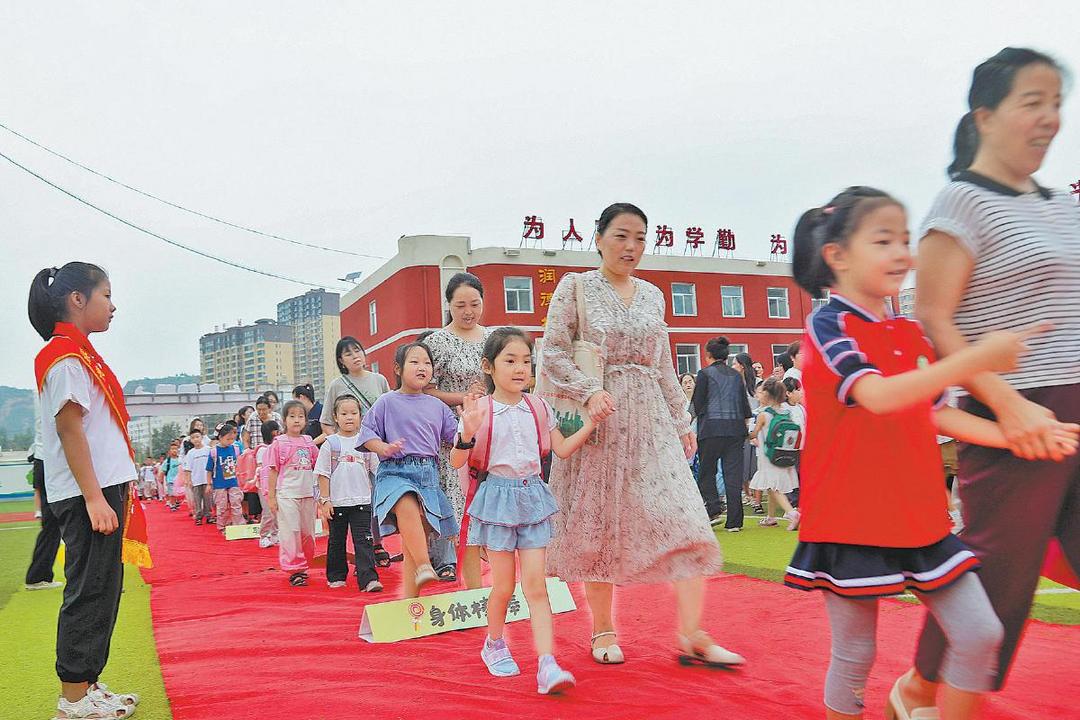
316, 395, 383, 592
162, 444, 182, 510
267, 402, 320, 586
450, 327, 597, 695
784, 186, 1080, 720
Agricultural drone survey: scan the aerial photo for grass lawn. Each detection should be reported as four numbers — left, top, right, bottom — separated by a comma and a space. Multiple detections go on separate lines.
0, 518, 172, 719
715, 507, 1080, 625
0, 499, 38, 516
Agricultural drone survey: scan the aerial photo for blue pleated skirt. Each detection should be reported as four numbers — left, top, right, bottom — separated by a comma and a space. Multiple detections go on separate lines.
466, 473, 558, 552
373, 456, 458, 540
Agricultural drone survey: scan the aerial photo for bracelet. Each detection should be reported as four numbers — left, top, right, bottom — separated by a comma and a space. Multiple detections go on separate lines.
455, 434, 476, 450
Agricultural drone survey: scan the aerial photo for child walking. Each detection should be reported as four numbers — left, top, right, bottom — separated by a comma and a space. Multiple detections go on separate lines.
207, 424, 244, 531
267, 403, 320, 586
316, 395, 382, 592
359, 341, 459, 597
256, 420, 281, 548
30, 262, 141, 718
184, 429, 212, 525
450, 327, 597, 695
783, 187, 1079, 720
748, 377, 801, 530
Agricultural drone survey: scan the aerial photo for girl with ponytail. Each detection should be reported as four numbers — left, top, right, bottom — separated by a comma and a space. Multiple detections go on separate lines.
29, 263, 144, 717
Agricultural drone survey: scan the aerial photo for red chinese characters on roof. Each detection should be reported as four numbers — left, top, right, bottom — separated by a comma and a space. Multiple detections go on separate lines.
770, 233, 787, 255
561, 218, 583, 247
522, 215, 545, 246
715, 228, 736, 254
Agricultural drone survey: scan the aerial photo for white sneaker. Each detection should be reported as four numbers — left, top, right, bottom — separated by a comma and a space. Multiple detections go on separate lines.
327, 580, 347, 588
363, 580, 384, 592
56, 693, 133, 718
258, 536, 273, 549
25, 580, 63, 591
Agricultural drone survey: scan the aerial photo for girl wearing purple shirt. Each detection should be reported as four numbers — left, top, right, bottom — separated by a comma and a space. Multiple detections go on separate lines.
361, 341, 459, 597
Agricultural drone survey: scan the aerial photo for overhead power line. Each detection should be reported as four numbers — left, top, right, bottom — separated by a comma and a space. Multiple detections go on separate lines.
0, 148, 350, 291
0, 121, 387, 260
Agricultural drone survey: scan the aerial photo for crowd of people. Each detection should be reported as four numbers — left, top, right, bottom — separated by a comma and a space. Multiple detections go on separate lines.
22, 46, 1080, 720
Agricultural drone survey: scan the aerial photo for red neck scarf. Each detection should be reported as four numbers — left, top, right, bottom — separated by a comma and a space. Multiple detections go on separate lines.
34, 321, 134, 461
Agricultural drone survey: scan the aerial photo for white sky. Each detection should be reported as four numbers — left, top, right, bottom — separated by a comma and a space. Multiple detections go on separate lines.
1, 2, 1077, 389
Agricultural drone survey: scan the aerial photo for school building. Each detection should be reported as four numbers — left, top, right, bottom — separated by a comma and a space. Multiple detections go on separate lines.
339, 235, 817, 381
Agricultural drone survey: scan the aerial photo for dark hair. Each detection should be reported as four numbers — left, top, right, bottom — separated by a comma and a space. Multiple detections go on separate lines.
27, 262, 110, 340
705, 336, 730, 363
792, 186, 903, 298
777, 352, 793, 371
679, 372, 696, 385
188, 418, 204, 433
949, 47, 1067, 178
335, 336, 365, 375
281, 399, 307, 424
595, 203, 648, 257
238, 405, 254, 421
189, 428, 203, 437
782, 377, 802, 395
787, 340, 802, 358
332, 393, 361, 417
261, 420, 280, 445
393, 341, 435, 389
481, 326, 534, 393
416, 330, 435, 343
444, 272, 484, 324
217, 423, 237, 438
760, 376, 788, 404
255, 397, 270, 408
263, 390, 280, 405
292, 383, 315, 403
734, 352, 756, 393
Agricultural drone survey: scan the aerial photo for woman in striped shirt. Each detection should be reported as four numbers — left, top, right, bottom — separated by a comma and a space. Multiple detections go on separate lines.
894, 47, 1080, 718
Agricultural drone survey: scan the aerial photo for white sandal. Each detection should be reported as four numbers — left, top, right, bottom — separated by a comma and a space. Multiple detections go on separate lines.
415, 564, 437, 589
55, 694, 133, 719
885, 676, 940, 720
590, 631, 625, 664
90, 683, 140, 708
677, 631, 745, 667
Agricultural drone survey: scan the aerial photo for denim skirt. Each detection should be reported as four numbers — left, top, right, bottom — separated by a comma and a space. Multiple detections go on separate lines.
373, 456, 458, 540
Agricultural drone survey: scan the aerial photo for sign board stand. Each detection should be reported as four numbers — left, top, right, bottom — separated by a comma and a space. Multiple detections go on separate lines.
225, 519, 324, 540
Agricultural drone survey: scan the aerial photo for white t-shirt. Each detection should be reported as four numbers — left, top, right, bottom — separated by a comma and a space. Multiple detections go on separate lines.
783, 367, 802, 382
315, 434, 379, 506
185, 446, 211, 487
460, 398, 557, 480
40, 358, 137, 503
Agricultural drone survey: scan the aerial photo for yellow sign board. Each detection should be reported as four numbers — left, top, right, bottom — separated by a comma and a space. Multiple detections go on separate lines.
358, 577, 576, 643
225, 519, 324, 540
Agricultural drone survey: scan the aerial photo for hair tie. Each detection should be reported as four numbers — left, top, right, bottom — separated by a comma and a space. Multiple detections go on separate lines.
821, 206, 836, 215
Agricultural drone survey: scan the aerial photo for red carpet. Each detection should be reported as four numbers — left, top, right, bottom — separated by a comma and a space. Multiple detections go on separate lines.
141, 502, 1078, 720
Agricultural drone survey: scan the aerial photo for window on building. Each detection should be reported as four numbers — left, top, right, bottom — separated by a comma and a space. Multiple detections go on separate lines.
671, 283, 697, 316
721, 285, 744, 317
504, 277, 534, 313
368, 300, 378, 335
811, 289, 831, 311
674, 344, 701, 376
726, 343, 749, 367
767, 287, 790, 319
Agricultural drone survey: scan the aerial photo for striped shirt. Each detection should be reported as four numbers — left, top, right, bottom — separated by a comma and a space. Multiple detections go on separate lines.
920, 171, 1080, 392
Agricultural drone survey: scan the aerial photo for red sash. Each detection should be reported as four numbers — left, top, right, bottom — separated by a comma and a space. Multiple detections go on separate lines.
34, 322, 151, 567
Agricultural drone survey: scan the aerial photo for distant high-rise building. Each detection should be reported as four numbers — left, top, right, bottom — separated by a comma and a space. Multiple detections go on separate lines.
277, 289, 341, 396
899, 287, 916, 317
199, 319, 294, 392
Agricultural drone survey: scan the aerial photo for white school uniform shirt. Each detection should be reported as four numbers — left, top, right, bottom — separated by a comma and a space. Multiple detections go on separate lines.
314, 434, 379, 506
185, 446, 211, 487
40, 358, 137, 503
460, 398, 558, 480
783, 402, 807, 449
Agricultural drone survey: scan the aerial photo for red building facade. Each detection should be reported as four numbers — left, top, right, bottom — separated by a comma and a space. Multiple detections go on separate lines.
340, 235, 817, 383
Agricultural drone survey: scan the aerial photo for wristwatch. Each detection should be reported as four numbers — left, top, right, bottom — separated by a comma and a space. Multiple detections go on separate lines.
455, 434, 476, 450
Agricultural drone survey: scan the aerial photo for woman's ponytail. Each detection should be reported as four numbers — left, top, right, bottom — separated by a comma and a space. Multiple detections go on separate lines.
947, 112, 979, 178
26, 262, 109, 340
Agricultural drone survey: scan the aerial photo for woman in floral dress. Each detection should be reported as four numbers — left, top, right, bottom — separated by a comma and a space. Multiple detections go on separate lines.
540, 203, 743, 667
424, 272, 490, 587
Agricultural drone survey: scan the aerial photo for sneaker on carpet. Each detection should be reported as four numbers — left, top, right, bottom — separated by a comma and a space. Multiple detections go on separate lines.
363, 580, 384, 592
327, 580, 347, 589
258, 536, 273, 549
25, 580, 64, 591
480, 636, 521, 677
537, 655, 576, 695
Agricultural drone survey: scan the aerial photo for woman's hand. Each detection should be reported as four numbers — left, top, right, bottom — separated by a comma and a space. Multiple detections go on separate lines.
681, 432, 697, 461
993, 394, 1067, 461
86, 496, 119, 535
318, 501, 334, 523
466, 381, 487, 397
586, 390, 615, 422
267, 493, 279, 515
460, 394, 489, 440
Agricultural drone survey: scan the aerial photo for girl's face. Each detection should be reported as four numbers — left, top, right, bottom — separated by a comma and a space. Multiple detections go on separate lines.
681, 375, 695, 394
398, 346, 433, 391
449, 285, 484, 330
70, 279, 115, 333
266, 392, 279, 409
825, 204, 912, 300
752, 363, 764, 378
487, 339, 532, 393
284, 407, 306, 435
788, 387, 804, 405
240, 408, 252, 423
597, 213, 647, 277
976, 63, 1062, 178
193, 420, 206, 433
334, 400, 361, 434
340, 344, 367, 374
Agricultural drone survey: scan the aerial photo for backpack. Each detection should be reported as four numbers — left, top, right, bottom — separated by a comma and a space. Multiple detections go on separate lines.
762, 406, 801, 468
467, 394, 552, 485
236, 448, 257, 491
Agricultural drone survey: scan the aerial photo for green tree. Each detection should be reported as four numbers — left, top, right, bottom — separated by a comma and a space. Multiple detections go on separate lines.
151, 422, 184, 457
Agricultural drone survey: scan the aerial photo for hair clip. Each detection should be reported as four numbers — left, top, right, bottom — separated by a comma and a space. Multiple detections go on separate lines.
821, 206, 836, 215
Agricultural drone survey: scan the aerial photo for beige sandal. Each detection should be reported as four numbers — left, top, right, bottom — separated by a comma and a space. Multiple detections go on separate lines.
885, 675, 940, 720
591, 631, 625, 664
415, 563, 437, 589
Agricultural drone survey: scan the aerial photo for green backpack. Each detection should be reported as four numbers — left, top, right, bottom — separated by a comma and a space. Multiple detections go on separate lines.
762, 407, 801, 468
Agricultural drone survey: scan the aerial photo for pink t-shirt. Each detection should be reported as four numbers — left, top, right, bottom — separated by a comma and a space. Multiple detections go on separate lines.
266, 435, 319, 498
